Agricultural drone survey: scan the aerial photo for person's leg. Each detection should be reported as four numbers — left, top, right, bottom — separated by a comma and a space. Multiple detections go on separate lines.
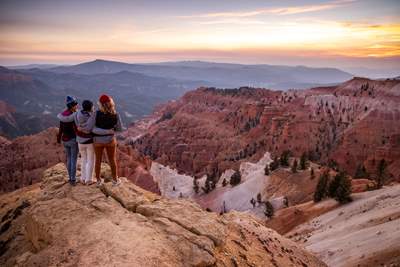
105, 140, 118, 181
86, 144, 95, 183
94, 143, 105, 182
79, 144, 87, 183
70, 142, 78, 182
64, 143, 72, 181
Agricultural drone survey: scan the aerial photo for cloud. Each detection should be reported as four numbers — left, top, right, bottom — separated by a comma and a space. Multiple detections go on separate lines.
179, 0, 356, 18
198, 19, 267, 25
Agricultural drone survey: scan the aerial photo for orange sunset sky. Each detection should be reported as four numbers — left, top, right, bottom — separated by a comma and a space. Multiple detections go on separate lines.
0, 0, 399, 71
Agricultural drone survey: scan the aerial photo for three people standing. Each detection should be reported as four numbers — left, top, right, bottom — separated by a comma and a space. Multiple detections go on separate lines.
57, 94, 123, 186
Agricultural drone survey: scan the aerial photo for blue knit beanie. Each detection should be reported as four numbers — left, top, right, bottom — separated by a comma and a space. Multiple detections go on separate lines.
66, 95, 78, 108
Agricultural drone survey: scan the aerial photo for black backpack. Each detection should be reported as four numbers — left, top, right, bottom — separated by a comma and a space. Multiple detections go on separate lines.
95, 110, 117, 129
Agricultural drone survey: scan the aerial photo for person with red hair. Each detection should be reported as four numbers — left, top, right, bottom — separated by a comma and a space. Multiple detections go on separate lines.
87, 94, 123, 186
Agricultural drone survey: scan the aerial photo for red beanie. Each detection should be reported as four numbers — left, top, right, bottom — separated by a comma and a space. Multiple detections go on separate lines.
99, 94, 111, 104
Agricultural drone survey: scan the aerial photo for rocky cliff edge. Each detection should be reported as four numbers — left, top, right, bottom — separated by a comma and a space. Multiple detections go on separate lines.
0, 163, 326, 267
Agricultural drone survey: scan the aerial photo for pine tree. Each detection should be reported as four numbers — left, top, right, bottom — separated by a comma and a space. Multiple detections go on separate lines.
202, 175, 214, 193
333, 171, 352, 203
222, 178, 227, 187
328, 171, 341, 198
270, 156, 280, 171
193, 178, 199, 194
264, 201, 274, 218
291, 159, 298, 173
256, 193, 262, 203
280, 150, 291, 166
310, 167, 315, 180
264, 164, 270, 175
283, 196, 289, 207
230, 170, 241, 186
250, 198, 256, 208
354, 164, 368, 178
300, 152, 308, 170
376, 159, 387, 188
314, 170, 329, 202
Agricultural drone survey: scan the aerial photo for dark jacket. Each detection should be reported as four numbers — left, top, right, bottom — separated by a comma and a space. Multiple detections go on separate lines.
57, 110, 76, 143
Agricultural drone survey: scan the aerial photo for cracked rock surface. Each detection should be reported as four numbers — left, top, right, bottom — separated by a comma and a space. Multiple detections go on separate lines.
0, 163, 326, 267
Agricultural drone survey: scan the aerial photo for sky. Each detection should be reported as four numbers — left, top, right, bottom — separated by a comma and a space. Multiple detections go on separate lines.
0, 0, 399, 71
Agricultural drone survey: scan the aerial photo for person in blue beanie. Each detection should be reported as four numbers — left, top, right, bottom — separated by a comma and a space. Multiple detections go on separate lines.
57, 95, 79, 186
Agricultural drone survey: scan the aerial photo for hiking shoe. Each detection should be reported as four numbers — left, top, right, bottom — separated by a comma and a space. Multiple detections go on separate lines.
69, 180, 77, 186
112, 178, 122, 187
96, 179, 104, 188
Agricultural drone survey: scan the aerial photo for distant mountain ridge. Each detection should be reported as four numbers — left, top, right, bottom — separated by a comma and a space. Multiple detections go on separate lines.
7, 64, 62, 70
50, 59, 353, 89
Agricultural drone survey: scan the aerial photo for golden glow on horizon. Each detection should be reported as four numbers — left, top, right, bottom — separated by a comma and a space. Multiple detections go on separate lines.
0, 0, 399, 66
1, 20, 399, 62
134, 21, 400, 57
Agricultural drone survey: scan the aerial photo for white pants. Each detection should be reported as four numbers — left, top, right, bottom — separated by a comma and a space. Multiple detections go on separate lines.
79, 143, 95, 183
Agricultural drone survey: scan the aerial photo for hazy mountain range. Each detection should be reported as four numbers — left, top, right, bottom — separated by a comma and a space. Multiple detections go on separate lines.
49, 59, 352, 89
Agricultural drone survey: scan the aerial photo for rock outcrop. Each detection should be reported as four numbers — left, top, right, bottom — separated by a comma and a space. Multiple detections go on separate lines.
0, 163, 327, 267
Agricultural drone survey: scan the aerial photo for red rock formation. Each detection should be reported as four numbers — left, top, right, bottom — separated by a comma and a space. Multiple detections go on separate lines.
117, 144, 159, 193
0, 127, 64, 193
133, 78, 400, 183
351, 178, 376, 193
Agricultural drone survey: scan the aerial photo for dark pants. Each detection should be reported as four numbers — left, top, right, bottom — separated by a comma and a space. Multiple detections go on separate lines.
63, 140, 79, 182
94, 139, 117, 181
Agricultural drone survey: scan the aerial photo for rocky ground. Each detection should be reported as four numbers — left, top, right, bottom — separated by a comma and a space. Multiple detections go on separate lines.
0, 163, 327, 267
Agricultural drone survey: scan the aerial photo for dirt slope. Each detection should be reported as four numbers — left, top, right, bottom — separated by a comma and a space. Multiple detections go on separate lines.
287, 185, 400, 267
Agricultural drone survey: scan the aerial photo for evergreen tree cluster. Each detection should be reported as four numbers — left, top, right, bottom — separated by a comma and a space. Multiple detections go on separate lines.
376, 158, 387, 189
313, 170, 352, 204
270, 155, 280, 171
264, 165, 270, 175
264, 201, 274, 218
230, 170, 242, 186
300, 152, 308, 170
249, 192, 275, 218
280, 150, 291, 166
193, 178, 199, 194
291, 159, 298, 173
354, 164, 369, 178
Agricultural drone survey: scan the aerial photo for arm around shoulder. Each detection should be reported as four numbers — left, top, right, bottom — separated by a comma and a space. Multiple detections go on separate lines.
57, 112, 75, 123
